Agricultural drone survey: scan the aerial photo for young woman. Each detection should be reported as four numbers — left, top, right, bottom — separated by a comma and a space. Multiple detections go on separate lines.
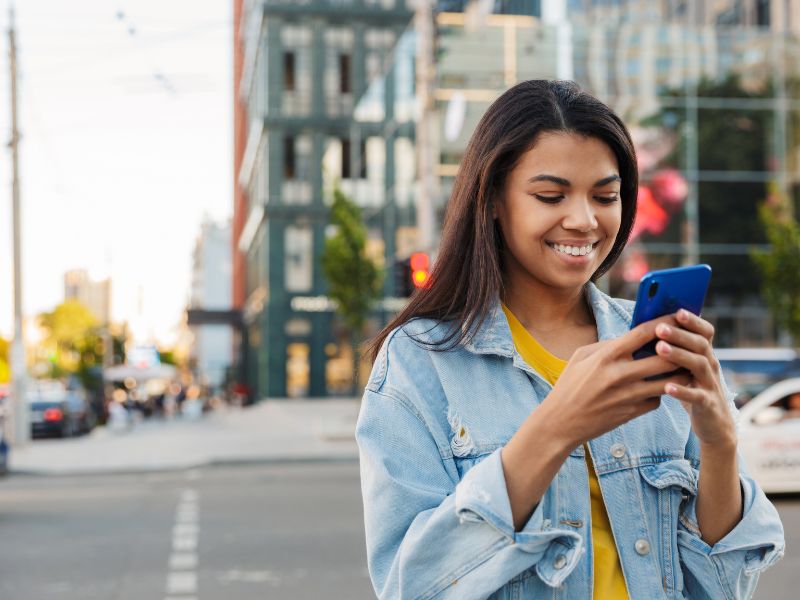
356, 80, 784, 599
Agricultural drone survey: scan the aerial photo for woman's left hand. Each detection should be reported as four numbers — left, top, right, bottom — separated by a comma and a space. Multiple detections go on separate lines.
654, 309, 737, 448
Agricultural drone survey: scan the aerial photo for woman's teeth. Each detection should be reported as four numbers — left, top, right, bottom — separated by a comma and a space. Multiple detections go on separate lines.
548, 242, 595, 256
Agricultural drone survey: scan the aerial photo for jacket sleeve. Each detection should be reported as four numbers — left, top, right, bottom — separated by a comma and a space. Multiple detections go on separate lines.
677, 378, 785, 599
357, 387, 584, 600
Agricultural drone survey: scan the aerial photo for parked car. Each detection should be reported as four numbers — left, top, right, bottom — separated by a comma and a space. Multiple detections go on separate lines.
0, 387, 8, 475
739, 377, 800, 493
715, 348, 800, 407
27, 381, 93, 438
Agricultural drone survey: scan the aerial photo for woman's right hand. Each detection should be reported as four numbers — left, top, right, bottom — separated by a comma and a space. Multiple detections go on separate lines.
540, 314, 692, 449
502, 314, 692, 530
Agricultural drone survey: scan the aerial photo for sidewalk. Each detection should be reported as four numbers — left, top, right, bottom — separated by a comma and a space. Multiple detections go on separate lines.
6, 399, 361, 476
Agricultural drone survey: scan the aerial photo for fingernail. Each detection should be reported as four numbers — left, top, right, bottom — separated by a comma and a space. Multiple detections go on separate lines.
665, 383, 677, 394
657, 324, 671, 336
657, 341, 671, 354
678, 309, 689, 321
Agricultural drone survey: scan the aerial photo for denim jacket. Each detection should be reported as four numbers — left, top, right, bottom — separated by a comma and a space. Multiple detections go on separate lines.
356, 283, 785, 599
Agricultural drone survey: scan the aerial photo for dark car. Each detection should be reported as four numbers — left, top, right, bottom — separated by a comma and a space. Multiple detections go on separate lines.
27, 381, 93, 438
0, 388, 8, 475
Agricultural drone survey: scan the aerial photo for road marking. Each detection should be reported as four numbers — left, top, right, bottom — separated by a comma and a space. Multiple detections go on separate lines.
173, 523, 200, 536
166, 571, 197, 594
173, 535, 198, 552
165, 487, 200, 598
169, 553, 198, 570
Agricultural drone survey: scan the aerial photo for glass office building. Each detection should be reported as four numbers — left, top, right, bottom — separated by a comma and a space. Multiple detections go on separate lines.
357, 0, 800, 349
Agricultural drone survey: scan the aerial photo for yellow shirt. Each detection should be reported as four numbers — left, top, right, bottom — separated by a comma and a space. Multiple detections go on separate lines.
502, 304, 629, 600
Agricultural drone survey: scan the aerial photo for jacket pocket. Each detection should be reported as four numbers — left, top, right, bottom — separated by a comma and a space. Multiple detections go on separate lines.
639, 459, 698, 598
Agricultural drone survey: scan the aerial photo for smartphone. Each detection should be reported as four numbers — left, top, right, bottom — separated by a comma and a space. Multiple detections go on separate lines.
630, 264, 712, 360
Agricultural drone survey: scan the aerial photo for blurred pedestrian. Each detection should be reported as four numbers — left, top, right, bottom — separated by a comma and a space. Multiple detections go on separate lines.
357, 80, 784, 599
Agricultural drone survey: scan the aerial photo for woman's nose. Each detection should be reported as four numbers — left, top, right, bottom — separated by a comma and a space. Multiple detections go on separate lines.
562, 199, 598, 232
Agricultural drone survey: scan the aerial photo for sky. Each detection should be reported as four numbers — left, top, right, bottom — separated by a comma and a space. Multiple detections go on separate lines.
0, 0, 233, 346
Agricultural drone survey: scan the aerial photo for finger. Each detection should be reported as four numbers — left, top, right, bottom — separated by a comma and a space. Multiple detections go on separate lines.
675, 309, 715, 342
619, 373, 692, 403
615, 315, 679, 356
664, 382, 706, 406
617, 354, 681, 383
655, 340, 714, 386
654, 322, 713, 360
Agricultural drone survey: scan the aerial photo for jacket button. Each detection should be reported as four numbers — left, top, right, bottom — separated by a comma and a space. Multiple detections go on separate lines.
635, 539, 650, 555
554, 554, 567, 570
610, 443, 626, 459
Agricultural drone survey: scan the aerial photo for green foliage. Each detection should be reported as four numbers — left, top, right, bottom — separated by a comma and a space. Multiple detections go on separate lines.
752, 191, 800, 345
0, 336, 9, 384
321, 187, 384, 335
321, 187, 384, 393
159, 349, 178, 366
38, 300, 104, 383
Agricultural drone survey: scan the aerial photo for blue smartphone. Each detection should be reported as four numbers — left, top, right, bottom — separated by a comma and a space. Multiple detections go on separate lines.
630, 264, 712, 360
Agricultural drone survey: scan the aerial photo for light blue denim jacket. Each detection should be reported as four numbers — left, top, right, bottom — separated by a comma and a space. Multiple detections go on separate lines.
357, 283, 784, 599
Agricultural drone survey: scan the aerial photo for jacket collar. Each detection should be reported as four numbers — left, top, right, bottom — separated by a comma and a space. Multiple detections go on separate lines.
462, 282, 634, 358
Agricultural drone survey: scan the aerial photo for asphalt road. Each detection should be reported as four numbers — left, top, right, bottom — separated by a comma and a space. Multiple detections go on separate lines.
0, 462, 798, 599
0, 461, 373, 600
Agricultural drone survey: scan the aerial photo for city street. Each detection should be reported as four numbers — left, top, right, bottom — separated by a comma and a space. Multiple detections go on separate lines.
0, 461, 373, 600
0, 459, 799, 599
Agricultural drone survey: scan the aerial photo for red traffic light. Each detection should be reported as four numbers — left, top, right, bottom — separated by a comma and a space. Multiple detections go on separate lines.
410, 252, 429, 271
410, 252, 430, 289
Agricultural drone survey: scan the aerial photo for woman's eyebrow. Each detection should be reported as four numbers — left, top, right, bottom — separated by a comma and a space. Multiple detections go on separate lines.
527, 174, 570, 186
526, 174, 621, 186
594, 174, 622, 187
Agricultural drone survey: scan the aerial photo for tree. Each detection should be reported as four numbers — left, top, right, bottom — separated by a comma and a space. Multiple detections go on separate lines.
321, 187, 384, 395
38, 300, 103, 381
0, 336, 9, 384
751, 187, 800, 345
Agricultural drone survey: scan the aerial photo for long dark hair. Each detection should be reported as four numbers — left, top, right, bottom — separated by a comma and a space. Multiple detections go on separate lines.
368, 80, 638, 362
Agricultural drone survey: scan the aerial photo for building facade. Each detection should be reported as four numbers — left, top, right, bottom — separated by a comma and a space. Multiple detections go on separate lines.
361, 0, 800, 348
189, 219, 233, 389
64, 269, 112, 325
234, 0, 415, 399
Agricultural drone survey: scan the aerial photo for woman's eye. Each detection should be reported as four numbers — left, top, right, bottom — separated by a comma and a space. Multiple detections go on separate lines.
533, 194, 563, 203
595, 194, 619, 204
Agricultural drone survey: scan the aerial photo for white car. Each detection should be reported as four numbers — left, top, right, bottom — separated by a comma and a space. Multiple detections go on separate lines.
739, 377, 800, 493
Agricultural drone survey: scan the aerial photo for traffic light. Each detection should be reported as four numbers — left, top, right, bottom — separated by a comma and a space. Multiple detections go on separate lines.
410, 252, 430, 289
394, 253, 431, 297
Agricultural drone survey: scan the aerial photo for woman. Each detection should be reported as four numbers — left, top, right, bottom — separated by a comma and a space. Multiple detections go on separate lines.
356, 80, 784, 599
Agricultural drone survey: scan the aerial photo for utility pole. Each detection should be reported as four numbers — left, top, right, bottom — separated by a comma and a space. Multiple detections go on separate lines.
414, 0, 438, 254
8, 6, 29, 446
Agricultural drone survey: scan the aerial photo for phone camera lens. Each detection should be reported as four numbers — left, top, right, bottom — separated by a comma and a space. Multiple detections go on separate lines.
648, 281, 659, 299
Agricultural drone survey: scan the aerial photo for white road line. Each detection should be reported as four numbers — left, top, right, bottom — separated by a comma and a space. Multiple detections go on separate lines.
169, 553, 198, 570
166, 571, 197, 594
173, 523, 200, 536
166, 487, 200, 599
173, 535, 198, 552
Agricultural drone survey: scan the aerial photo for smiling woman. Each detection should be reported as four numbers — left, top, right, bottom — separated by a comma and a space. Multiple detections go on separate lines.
357, 80, 784, 600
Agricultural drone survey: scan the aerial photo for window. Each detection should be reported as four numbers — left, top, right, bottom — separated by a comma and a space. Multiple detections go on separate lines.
339, 53, 352, 94
340, 138, 367, 180
284, 136, 295, 180
341, 138, 351, 179
284, 224, 313, 292
283, 52, 296, 91
756, 0, 770, 27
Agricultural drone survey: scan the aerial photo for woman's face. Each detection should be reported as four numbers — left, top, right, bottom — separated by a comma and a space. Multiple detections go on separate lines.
494, 131, 623, 294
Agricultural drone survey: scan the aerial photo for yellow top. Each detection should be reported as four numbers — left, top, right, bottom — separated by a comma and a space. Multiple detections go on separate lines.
502, 304, 630, 600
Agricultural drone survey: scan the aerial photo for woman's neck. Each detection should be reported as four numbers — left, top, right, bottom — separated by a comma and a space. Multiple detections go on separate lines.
502, 280, 594, 334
